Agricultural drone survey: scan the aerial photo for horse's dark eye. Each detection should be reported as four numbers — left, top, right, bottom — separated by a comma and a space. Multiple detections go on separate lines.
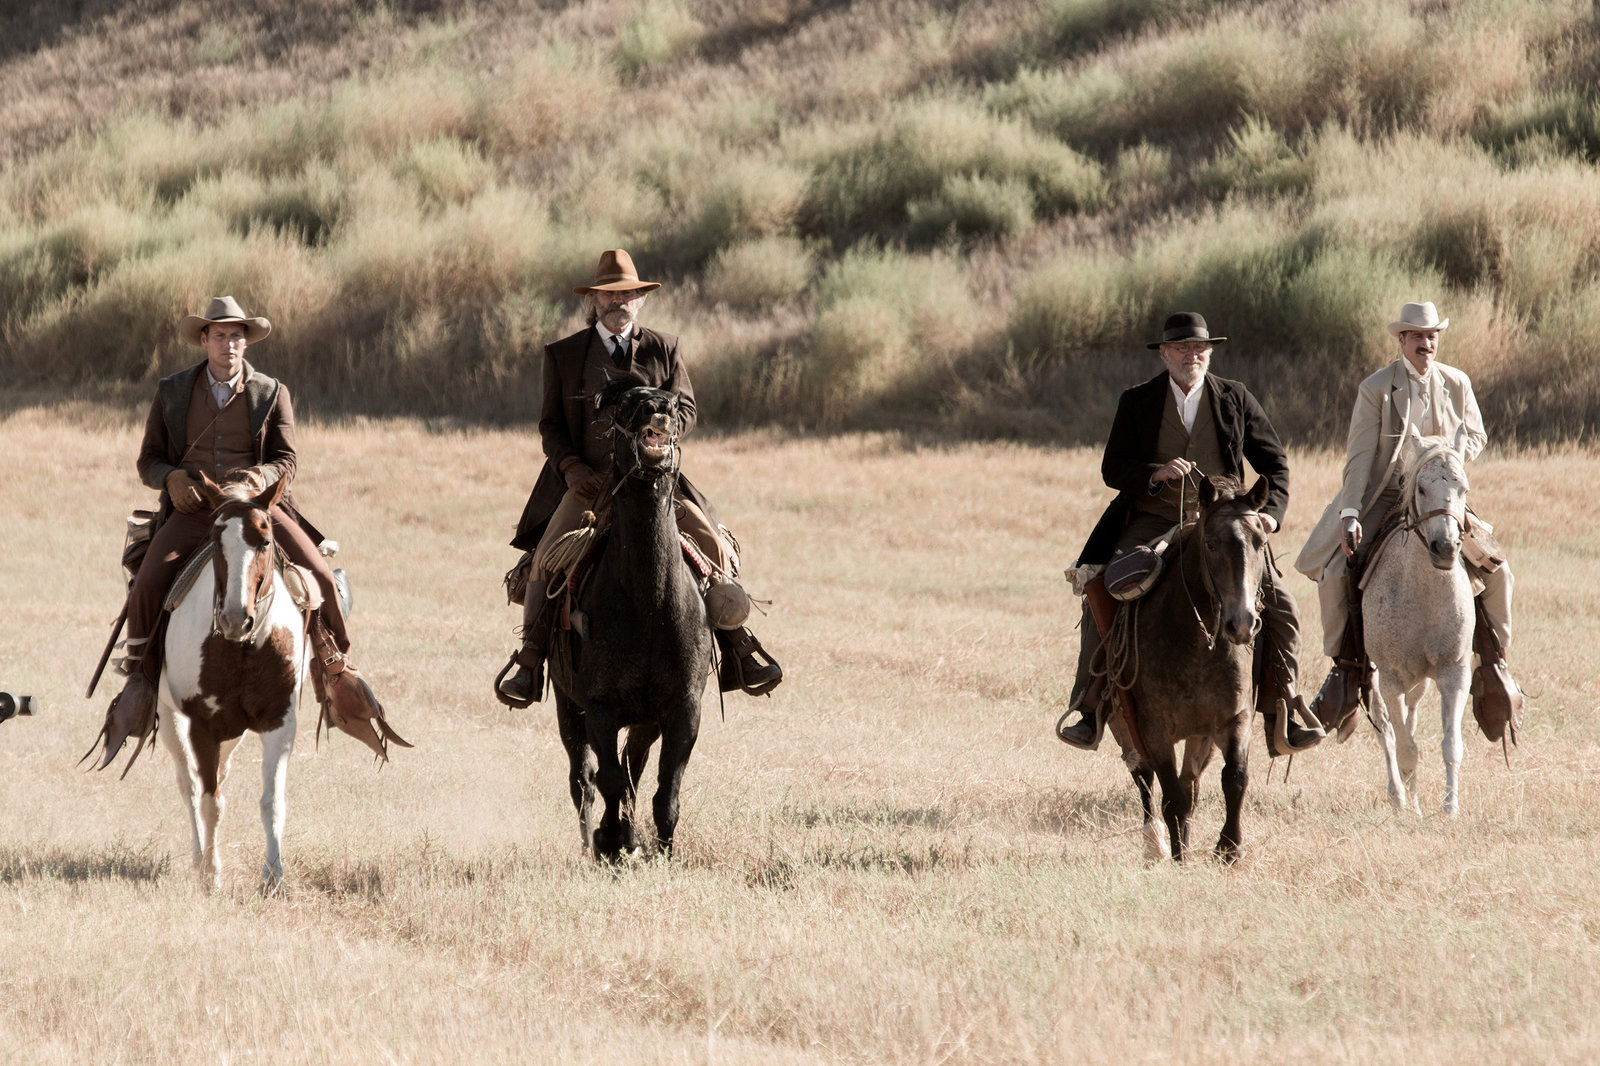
1205, 539, 1219, 553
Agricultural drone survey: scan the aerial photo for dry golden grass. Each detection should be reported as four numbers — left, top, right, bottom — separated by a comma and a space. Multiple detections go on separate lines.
2, 409, 1599, 1063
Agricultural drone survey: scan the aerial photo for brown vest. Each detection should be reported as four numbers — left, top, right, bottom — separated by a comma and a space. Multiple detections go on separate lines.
1134, 383, 1225, 523
184, 372, 255, 481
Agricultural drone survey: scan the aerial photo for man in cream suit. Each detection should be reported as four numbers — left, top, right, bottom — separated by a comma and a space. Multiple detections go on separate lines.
1296, 301, 1514, 723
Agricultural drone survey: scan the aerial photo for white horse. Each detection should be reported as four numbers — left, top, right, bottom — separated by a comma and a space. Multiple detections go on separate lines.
157, 477, 307, 892
1360, 433, 1474, 816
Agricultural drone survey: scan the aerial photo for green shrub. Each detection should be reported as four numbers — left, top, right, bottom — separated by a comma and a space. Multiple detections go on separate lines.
617, 0, 705, 78
804, 246, 983, 417
667, 157, 807, 267
701, 237, 814, 312
906, 174, 1035, 245
801, 98, 1104, 243
1194, 116, 1312, 199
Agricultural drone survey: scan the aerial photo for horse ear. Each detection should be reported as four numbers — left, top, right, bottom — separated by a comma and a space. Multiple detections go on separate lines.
1246, 476, 1271, 512
194, 470, 227, 511
1197, 475, 1218, 509
253, 475, 288, 512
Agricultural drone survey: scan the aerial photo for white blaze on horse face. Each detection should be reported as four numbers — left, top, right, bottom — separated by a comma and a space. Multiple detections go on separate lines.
215, 517, 259, 641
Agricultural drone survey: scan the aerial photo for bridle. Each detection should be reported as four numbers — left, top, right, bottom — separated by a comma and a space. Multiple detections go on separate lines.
210, 510, 278, 644
1402, 451, 1467, 551
1174, 474, 1267, 652
605, 396, 683, 489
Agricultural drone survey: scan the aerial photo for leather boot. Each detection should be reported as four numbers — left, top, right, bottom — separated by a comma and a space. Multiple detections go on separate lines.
84, 673, 158, 772
1308, 662, 1365, 741
496, 580, 552, 708
309, 615, 411, 760
715, 626, 782, 696
1055, 674, 1107, 750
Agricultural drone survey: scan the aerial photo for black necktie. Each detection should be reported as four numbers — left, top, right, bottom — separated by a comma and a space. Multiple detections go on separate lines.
610, 336, 627, 368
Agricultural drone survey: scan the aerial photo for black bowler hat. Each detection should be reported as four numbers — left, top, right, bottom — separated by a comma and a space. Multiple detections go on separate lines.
1146, 312, 1226, 350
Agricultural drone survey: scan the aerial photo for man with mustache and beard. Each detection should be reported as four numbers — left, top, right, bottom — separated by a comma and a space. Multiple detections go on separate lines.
498, 250, 782, 706
1056, 312, 1326, 757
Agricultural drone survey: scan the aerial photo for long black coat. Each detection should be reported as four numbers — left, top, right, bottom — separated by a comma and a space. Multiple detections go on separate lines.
512, 324, 716, 551
1076, 371, 1290, 566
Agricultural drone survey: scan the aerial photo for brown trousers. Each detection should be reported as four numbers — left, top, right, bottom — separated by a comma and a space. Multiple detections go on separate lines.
125, 507, 350, 684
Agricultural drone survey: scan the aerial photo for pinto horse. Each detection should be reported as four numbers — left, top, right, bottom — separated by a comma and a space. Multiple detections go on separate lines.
157, 476, 307, 892
1110, 475, 1272, 863
547, 379, 711, 862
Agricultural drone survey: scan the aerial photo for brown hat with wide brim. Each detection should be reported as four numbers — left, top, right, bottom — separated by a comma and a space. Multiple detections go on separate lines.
179, 296, 272, 346
573, 249, 661, 295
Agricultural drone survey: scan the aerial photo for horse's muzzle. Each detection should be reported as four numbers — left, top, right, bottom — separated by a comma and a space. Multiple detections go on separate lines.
1428, 538, 1460, 570
1222, 611, 1258, 646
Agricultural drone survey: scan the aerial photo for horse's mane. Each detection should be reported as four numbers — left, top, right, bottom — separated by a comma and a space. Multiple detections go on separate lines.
1399, 437, 1468, 510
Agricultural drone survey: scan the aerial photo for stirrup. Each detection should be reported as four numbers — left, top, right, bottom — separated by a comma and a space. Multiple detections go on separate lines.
1055, 703, 1106, 751
493, 650, 542, 709
1268, 697, 1324, 757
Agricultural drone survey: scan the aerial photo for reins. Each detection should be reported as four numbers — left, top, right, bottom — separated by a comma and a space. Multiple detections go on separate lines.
1173, 473, 1221, 651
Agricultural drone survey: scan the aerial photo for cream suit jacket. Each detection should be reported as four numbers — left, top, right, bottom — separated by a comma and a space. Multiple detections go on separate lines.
1295, 358, 1485, 580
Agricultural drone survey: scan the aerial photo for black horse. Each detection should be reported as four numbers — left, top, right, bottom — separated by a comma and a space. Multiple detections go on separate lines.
548, 379, 712, 861
1109, 475, 1272, 864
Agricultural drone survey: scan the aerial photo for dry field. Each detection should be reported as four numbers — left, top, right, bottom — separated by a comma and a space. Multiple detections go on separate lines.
2, 410, 1599, 1064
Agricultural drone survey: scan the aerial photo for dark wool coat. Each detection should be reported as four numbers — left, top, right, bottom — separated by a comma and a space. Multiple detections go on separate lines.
137, 359, 322, 540
512, 324, 717, 551
1076, 371, 1290, 566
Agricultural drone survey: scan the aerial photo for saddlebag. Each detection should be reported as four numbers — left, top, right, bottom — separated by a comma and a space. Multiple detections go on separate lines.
122, 509, 159, 588
504, 549, 534, 607
1104, 525, 1177, 602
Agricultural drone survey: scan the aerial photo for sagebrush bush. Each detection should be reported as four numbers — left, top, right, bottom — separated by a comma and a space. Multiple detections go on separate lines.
800, 98, 1104, 244
701, 237, 814, 312
6, 0, 1600, 439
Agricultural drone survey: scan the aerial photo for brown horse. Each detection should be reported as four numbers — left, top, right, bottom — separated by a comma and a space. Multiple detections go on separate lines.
1109, 475, 1272, 863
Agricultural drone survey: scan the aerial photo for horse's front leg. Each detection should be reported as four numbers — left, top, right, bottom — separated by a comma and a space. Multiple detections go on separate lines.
1215, 722, 1250, 864
194, 734, 229, 894
586, 706, 629, 862
555, 692, 598, 852
1149, 746, 1188, 862
159, 707, 207, 875
651, 701, 700, 857
258, 712, 295, 894
1397, 680, 1426, 812
1177, 736, 1213, 863
1436, 660, 1471, 818
1370, 671, 1411, 814
1128, 761, 1168, 864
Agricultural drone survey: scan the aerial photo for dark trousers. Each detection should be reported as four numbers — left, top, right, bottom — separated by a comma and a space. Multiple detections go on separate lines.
126, 507, 350, 684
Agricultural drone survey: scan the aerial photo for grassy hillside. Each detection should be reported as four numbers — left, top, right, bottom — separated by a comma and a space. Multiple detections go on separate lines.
2, 0, 1599, 441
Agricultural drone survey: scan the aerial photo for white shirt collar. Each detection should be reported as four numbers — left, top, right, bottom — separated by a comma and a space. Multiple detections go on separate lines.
1169, 375, 1206, 434
596, 321, 633, 347
1403, 357, 1434, 384
206, 365, 244, 391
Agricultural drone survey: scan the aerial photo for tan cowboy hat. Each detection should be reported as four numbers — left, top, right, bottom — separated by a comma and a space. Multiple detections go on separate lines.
573, 249, 661, 295
1388, 301, 1449, 336
179, 296, 272, 346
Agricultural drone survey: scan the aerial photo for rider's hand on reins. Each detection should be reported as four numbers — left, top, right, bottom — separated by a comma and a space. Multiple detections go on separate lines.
1150, 457, 1196, 487
562, 461, 598, 490
165, 469, 206, 515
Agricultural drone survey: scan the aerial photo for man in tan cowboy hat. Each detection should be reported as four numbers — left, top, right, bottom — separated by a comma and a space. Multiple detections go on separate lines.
499, 250, 782, 705
90, 296, 405, 767
1057, 311, 1325, 756
1296, 301, 1515, 728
